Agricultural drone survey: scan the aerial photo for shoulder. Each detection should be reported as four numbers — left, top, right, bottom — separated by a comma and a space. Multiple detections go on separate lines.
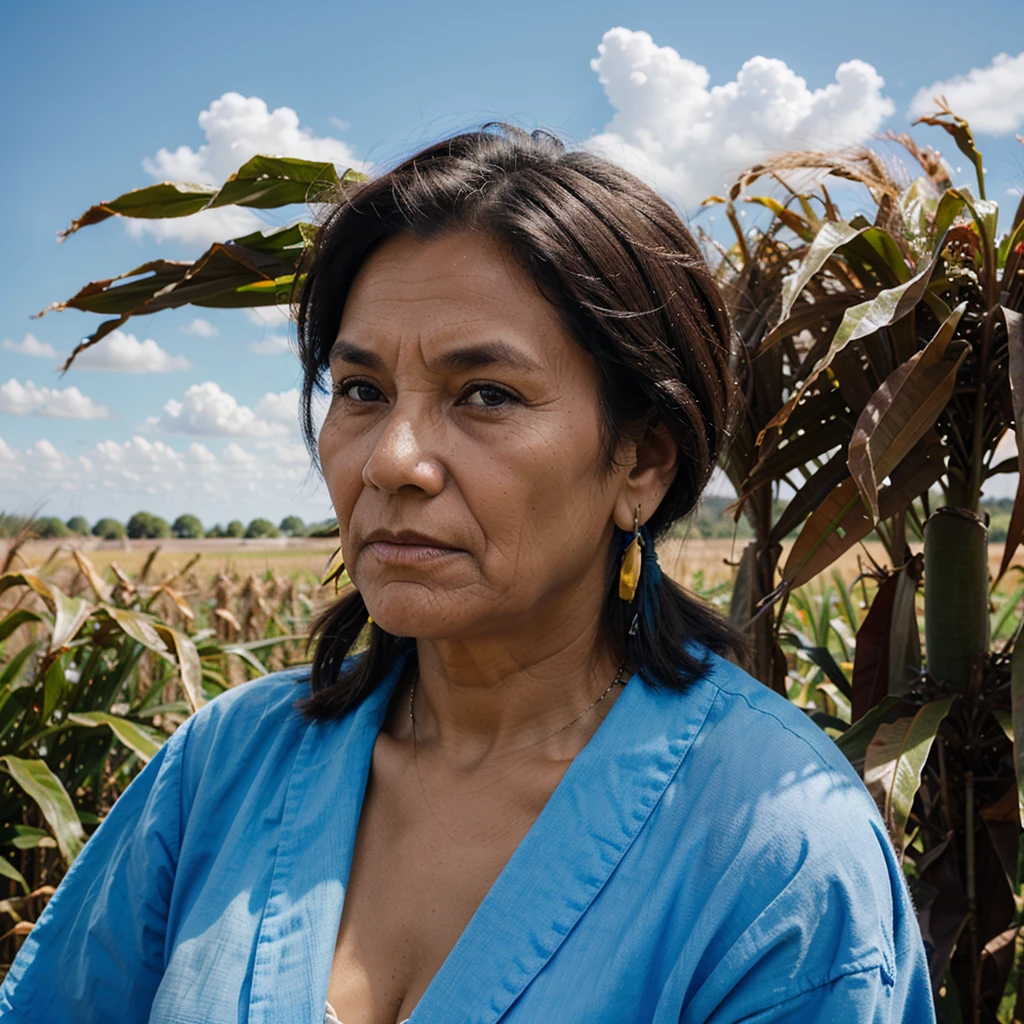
677, 652, 886, 853
650, 654, 929, 1010
665, 654, 912, 967
188, 665, 312, 734
171, 666, 315, 804
688, 651, 862, 783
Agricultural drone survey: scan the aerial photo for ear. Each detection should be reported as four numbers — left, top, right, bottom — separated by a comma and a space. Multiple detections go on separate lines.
612, 417, 679, 531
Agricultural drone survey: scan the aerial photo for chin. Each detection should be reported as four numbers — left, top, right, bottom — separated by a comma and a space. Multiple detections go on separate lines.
363, 585, 470, 640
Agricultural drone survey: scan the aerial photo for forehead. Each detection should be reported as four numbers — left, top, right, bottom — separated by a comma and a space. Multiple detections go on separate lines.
335, 230, 570, 353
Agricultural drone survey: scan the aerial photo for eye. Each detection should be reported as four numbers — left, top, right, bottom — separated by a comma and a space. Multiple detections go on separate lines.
335, 378, 386, 403
461, 384, 516, 409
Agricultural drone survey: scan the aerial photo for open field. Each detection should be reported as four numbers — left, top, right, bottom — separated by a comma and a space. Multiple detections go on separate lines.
8, 534, 1024, 595
5, 536, 339, 584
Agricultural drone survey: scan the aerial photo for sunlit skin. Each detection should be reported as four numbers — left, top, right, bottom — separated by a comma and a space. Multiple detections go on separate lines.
321, 230, 678, 1023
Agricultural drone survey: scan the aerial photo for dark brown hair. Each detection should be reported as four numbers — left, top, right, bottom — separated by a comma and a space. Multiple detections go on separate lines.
296, 124, 741, 719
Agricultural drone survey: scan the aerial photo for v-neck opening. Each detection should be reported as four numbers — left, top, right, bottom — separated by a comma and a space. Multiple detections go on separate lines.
251, 649, 711, 1024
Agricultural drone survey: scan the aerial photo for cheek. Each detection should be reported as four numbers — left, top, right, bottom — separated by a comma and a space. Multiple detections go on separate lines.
318, 414, 366, 532
456, 417, 612, 576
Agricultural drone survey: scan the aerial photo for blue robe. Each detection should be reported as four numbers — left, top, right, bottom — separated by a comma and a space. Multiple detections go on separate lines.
0, 648, 935, 1022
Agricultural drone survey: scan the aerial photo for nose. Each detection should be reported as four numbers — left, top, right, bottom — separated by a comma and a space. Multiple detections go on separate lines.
361, 407, 445, 496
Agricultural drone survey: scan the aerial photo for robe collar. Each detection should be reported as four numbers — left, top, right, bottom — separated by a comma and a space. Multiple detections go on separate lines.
248, 648, 718, 1024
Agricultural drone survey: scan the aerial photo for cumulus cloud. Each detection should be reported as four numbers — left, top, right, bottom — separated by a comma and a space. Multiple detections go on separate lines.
245, 305, 294, 354
149, 381, 298, 438
124, 205, 263, 247
587, 28, 895, 208
132, 93, 362, 246
0, 433, 322, 522
248, 334, 292, 355
180, 318, 219, 337
909, 51, 1024, 136
0, 379, 111, 419
145, 92, 360, 184
244, 305, 293, 330
3, 334, 57, 359
72, 331, 194, 373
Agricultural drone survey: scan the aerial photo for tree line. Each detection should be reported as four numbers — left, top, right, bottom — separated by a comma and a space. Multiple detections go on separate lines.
0, 512, 336, 541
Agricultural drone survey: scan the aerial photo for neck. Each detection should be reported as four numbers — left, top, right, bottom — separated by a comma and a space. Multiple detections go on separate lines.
403, 607, 624, 766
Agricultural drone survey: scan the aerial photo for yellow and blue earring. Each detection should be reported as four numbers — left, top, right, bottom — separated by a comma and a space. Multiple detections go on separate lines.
618, 505, 643, 602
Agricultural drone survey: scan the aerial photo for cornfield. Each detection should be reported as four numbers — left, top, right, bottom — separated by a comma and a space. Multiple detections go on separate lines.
0, 529, 326, 971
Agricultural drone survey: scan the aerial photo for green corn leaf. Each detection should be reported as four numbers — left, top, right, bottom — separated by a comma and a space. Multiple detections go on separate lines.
59, 155, 365, 239
779, 222, 865, 322
0, 756, 85, 864
863, 697, 957, 851
0, 608, 45, 645
67, 712, 164, 762
780, 630, 852, 698
3, 825, 56, 851
155, 626, 205, 713
103, 607, 169, 653
835, 695, 905, 765
0, 572, 92, 652
0, 856, 28, 894
759, 257, 938, 442
41, 656, 67, 722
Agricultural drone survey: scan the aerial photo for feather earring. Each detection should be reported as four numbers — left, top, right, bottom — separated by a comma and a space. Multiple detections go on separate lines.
618, 506, 643, 601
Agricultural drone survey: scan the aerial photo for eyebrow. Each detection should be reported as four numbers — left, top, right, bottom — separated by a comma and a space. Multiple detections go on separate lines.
328, 339, 544, 374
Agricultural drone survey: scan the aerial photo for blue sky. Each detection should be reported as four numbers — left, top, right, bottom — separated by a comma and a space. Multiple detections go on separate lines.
2, 0, 1023, 528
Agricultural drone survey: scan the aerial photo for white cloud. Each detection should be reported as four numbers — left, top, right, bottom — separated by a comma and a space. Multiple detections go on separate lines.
0, 432, 325, 522
132, 93, 362, 247
150, 381, 298, 438
587, 28, 895, 209
0, 379, 111, 420
145, 92, 361, 184
181, 318, 219, 338
245, 307, 294, 354
248, 334, 292, 355
124, 205, 264, 247
72, 330, 194, 373
910, 52, 1024, 136
3, 334, 57, 359
244, 305, 293, 330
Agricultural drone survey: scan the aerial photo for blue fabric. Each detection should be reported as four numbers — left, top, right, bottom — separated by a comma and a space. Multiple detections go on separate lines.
0, 649, 935, 1023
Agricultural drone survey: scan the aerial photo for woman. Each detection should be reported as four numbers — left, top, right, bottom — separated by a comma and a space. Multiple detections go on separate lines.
0, 126, 933, 1023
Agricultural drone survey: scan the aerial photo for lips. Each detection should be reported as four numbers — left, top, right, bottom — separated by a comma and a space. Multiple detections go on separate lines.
364, 528, 458, 549
362, 528, 463, 564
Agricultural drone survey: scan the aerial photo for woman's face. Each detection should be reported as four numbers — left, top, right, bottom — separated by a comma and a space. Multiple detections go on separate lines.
319, 229, 634, 642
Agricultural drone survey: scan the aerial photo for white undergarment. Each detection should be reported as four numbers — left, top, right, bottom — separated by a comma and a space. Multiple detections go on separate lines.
325, 1002, 410, 1024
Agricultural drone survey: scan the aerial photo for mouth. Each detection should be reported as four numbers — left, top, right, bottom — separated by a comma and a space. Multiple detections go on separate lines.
363, 530, 464, 565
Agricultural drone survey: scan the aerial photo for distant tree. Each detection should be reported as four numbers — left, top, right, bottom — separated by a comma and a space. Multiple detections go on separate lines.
305, 518, 340, 538
34, 516, 70, 539
206, 523, 225, 538
126, 511, 171, 539
278, 515, 305, 537
65, 515, 91, 536
245, 518, 280, 539
225, 520, 245, 538
92, 517, 126, 540
172, 514, 204, 539
0, 514, 32, 538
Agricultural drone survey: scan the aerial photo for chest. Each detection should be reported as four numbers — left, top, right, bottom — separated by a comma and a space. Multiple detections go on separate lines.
326, 744, 567, 1024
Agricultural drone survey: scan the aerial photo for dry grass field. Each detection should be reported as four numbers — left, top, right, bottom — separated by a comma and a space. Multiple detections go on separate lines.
9, 534, 1024, 596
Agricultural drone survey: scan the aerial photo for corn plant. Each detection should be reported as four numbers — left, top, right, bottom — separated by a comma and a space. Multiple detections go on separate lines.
0, 548, 308, 967
711, 106, 1024, 1020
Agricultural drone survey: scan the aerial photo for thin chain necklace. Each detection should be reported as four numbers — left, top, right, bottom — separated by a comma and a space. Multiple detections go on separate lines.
408, 661, 629, 754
